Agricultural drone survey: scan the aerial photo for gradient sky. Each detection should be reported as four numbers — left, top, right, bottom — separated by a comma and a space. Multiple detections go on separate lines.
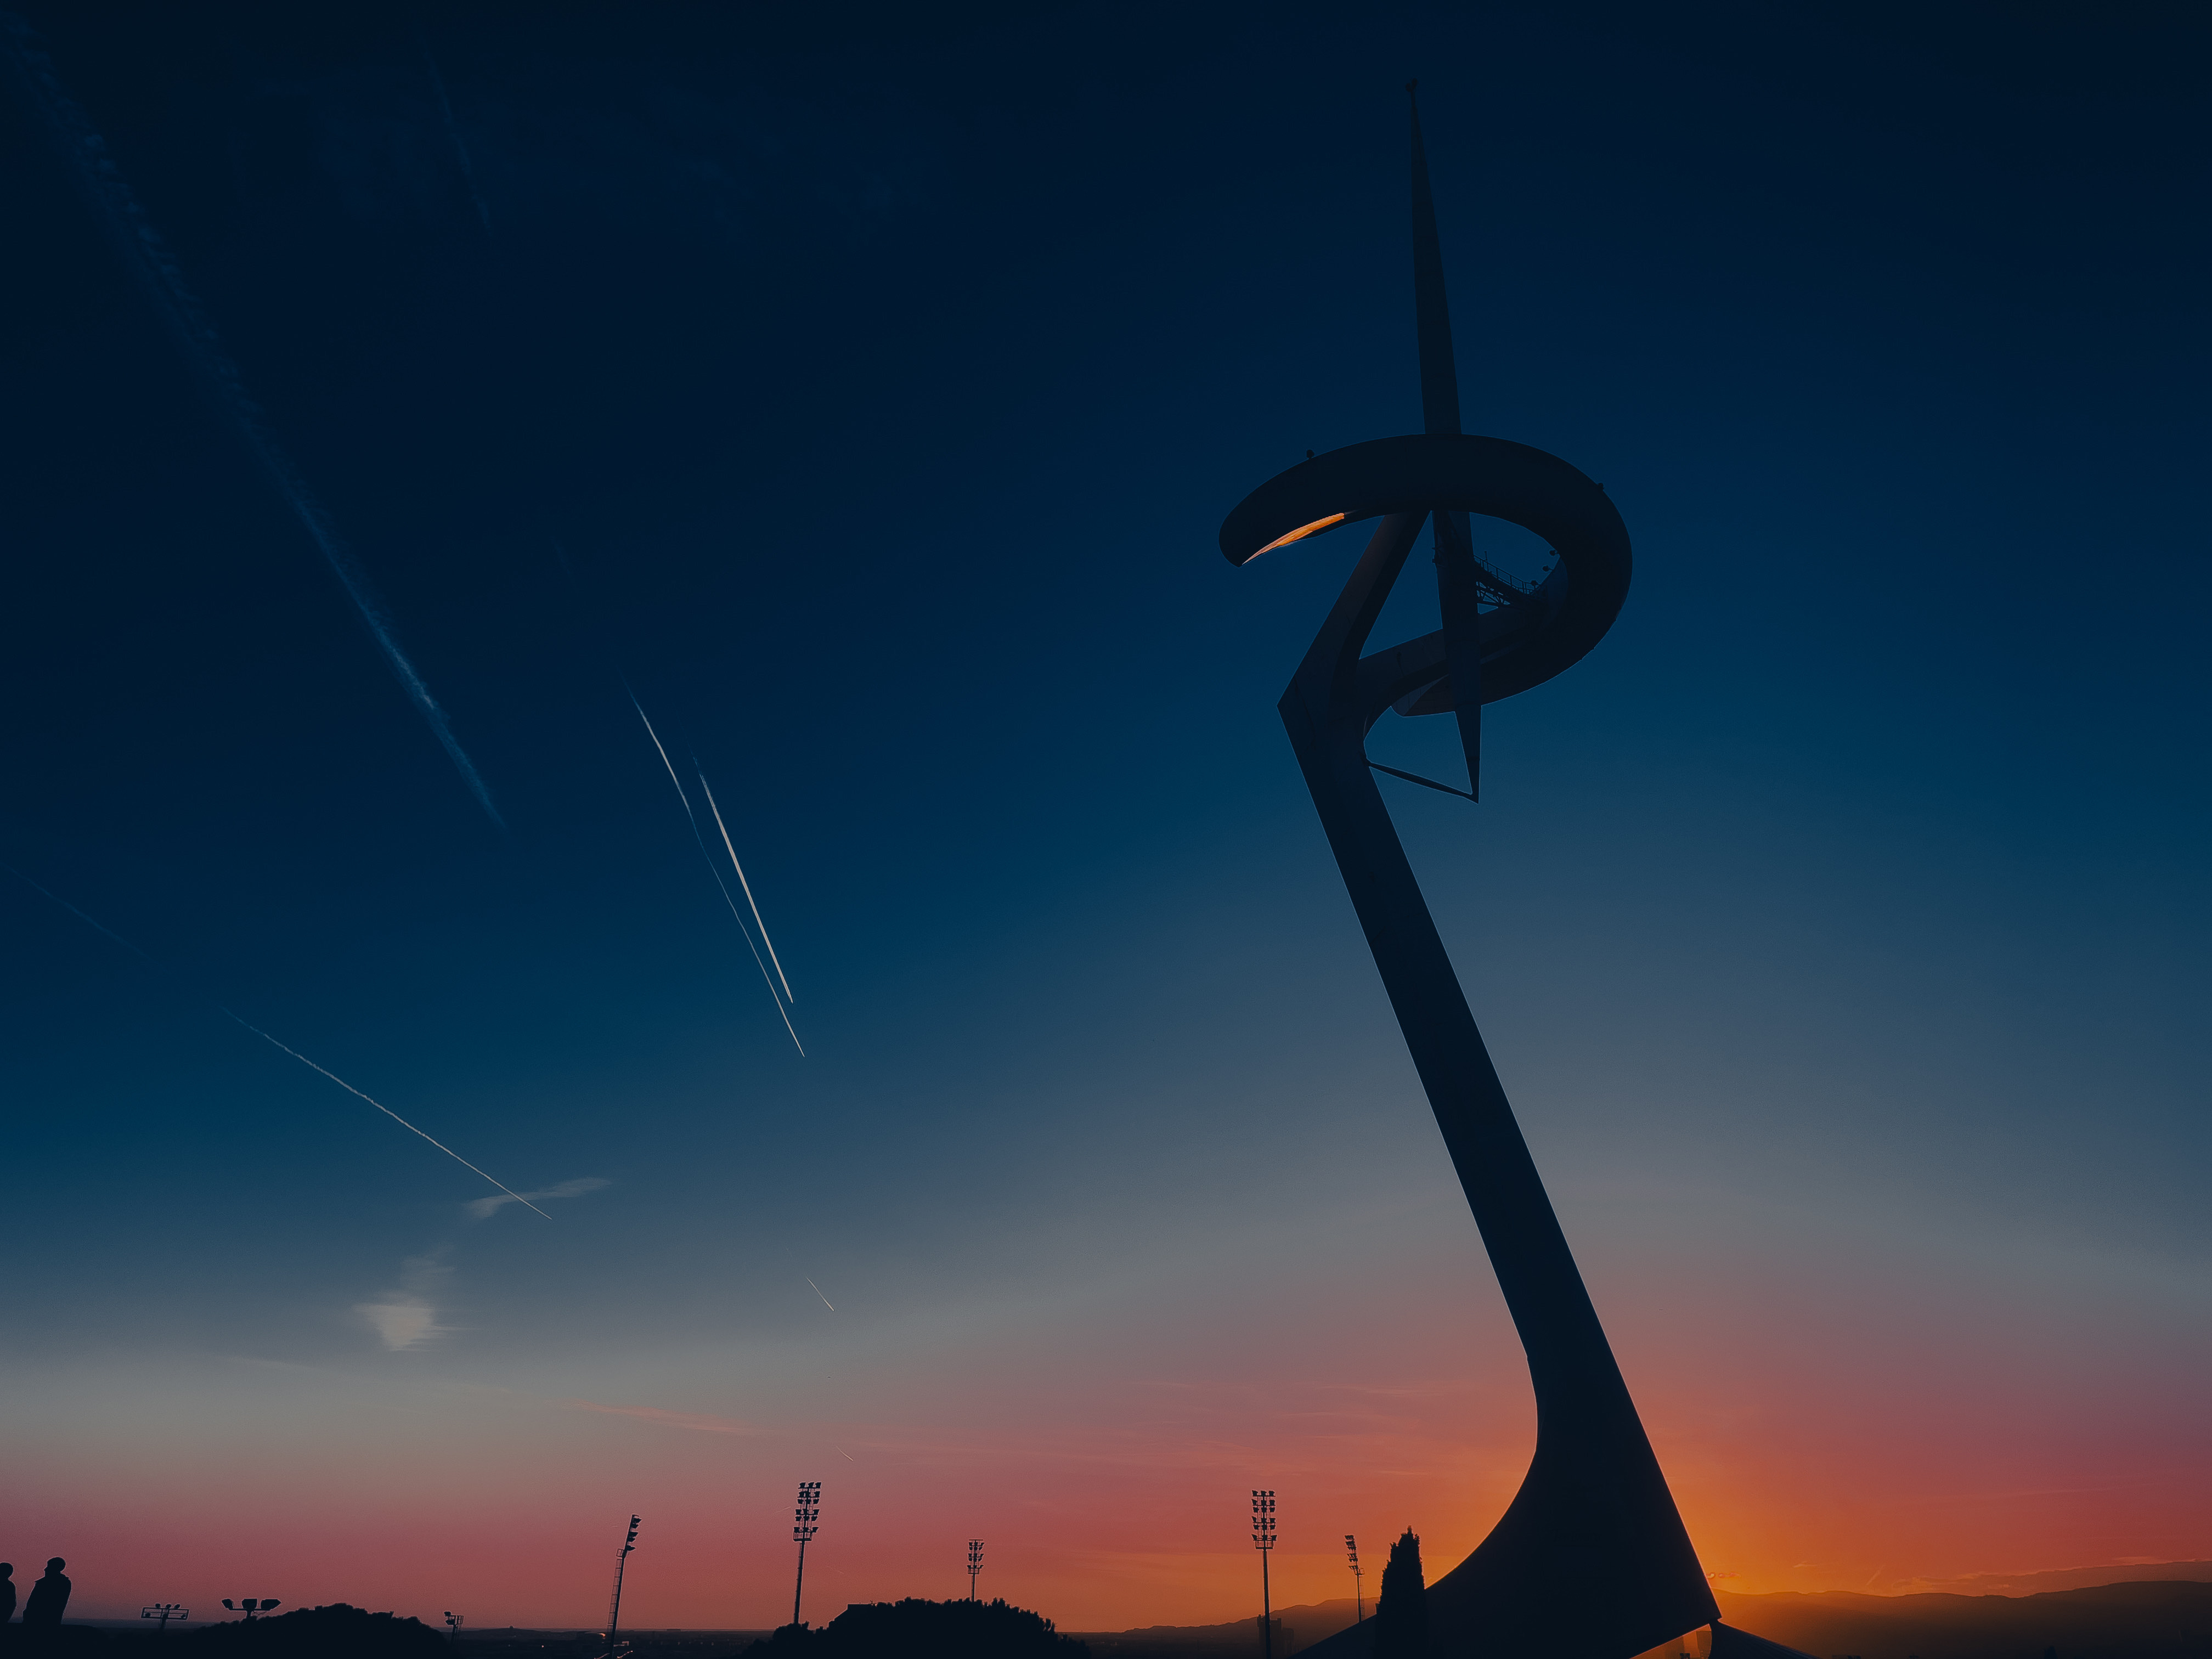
3, 0, 2208, 1637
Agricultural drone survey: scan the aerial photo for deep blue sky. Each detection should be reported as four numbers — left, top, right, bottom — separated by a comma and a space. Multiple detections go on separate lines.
3, 0, 2207, 1630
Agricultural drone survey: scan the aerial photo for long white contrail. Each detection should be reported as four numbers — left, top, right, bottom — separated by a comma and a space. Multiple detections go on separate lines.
625, 689, 804, 1056
805, 1277, 836, 1312
3, 862, 548, 1216
696, 768, 794, 1003
0, 13, 505, 832
216, 1009, 550, 1218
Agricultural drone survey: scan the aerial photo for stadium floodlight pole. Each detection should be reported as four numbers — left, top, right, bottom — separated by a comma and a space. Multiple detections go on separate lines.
1251, 1491, 1277, 1659
791, 1481, 822, 1628
1345, 1536, 1364, 1622
968, 1539, 984, 1602
606, 1515, 641, 1655
141, 1605, 189, 1633
444, 1612, 465, 1643
221, 1600, 280, 1622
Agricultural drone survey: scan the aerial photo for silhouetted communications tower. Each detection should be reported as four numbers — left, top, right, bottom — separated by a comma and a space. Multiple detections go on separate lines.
1217, 86, 1802, 1659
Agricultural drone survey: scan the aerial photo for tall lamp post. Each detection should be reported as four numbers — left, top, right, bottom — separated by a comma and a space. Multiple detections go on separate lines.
605, 1515, 641, 1655
967, 1539, 984, 1603
221, 1600, 280, 1621
791, 1481, 822, 1628
444, 1611, 465, 1643
1345, 1535, 1364, 1622
1251, 1491, 1277, 1659
140, 1605, 189, 1634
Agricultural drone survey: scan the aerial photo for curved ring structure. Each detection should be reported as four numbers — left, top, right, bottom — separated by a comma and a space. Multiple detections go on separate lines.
1219, 433, 1632, 707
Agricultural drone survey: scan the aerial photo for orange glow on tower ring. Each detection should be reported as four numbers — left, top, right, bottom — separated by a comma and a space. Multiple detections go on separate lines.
1249, 512, 1347, 558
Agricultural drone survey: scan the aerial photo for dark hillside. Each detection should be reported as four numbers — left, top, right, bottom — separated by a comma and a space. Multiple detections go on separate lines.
1718, 1581, 2212, 1659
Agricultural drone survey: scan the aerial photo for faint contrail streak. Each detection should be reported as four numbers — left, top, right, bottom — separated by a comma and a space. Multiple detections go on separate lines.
805, 1277, 835, 1312
217, 1011, 551, 1217
696, 768, 794, 1003
3, 862, 549, 1216
625, 687, 804, 1056
418, 36, 492, 234
0, 12, 505, 831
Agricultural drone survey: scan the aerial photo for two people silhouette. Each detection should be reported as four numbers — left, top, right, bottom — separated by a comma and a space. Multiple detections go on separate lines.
2, 1559, 72, 1628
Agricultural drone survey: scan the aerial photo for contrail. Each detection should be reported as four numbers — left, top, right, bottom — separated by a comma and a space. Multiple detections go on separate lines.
0, 12, 505, 831
418, 35, 492, 234
625, 687, 804, 1056
695, 768, 794, 1003
3, 862, 549, 1216
805, 1277, 835, 1312
217, 1010, 550, 1218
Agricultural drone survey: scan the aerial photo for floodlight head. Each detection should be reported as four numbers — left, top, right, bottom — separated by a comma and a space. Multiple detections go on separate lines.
223, 1601, 236, 1611
1250, 1488, 1278, 1553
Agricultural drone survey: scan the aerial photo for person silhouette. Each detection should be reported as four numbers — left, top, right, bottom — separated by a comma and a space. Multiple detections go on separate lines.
1, 1561, 15, 1623
20, 1560, 70, 1628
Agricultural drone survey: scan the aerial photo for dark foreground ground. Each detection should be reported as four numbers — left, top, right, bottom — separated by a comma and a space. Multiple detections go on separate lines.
33, 1581, 2212, 1659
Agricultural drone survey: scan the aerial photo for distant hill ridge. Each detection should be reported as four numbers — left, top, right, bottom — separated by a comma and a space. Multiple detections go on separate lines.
1075, 1597, 1363, 1651
1717, 1581, 2212, 1659
1074, 1572, 2212, 1659
1884, 1564, 2212, 1598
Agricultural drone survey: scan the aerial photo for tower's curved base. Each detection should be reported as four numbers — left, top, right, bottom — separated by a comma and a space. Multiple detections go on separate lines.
1291, 1608, 1816, 1659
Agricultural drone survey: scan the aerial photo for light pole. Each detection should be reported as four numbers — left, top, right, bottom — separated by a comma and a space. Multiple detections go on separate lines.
605, 1515, 641, 1656
1344, 1536, 1363, 1623
791, 1481, 821, 1628
445, 1611, 465, 1643
967, 1539, 984, 1602
1251, 1491, 1277, 1659
140, 1605, 189, 1634
221, 1599, 280, 1622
